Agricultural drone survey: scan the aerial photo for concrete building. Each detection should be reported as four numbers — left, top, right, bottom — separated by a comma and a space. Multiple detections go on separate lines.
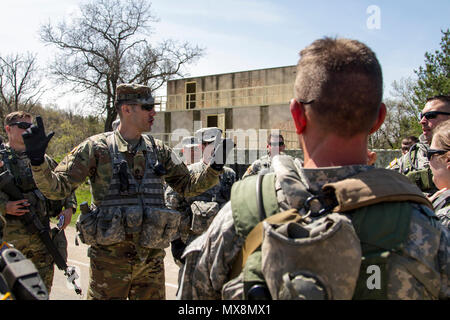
152, 65, 297, 149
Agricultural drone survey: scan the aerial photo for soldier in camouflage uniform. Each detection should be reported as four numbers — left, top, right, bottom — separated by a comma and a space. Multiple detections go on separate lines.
178, 37, 449, 300
166, 128, 236, 263
396, 96, 450, 194
0, 111, 77, 294
21, 84, 229, 300
242, 133, 288, 179
386, 136, 418, 170
428, 120, 450, 229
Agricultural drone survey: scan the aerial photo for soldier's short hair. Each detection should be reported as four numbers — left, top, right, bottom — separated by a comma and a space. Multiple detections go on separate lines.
4, 111, 33, 126
426, 95, 450, 108
294, 37, 383, 137
432, 119, 450, 151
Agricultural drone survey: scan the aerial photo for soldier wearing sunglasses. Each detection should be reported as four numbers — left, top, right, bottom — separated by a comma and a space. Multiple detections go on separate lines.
427, 120, 450, 229
0, 111, 77, 295
21, 84, 232, 300
397, 95, 450, 194
242, 133, 290, 179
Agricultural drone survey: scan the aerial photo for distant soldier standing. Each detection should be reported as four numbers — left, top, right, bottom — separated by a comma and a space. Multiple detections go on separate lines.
397, 95, 450, 194
0, 111, 76, 294
178, 38, 449, 300
22, 84, 231, 300
166, 127, 236, 263
242, 133, 289, 179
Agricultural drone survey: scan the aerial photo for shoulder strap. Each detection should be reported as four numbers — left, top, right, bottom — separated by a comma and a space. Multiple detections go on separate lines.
229, 208, 302, 280
229, 167, 433, 280
231, 173, 279, 237
433, 189, 450, 211
322, 168, 433, 212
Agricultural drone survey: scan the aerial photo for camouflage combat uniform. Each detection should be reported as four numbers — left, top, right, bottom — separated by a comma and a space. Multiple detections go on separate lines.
242, 152, 291, 179
30, 130, 220, 300
432, 189, 450, 230
396, 135, 437, 194
165, 162, 236, 245
178, 156, 449, 300
397, 135, 429, 174
0, 145, 77, 293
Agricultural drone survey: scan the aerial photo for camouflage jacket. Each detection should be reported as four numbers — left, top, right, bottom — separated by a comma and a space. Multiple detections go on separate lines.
165, 162, 236, 242
398, 134, 429, 175
0, 145, 76, 260
30, 130, 221, 206
432, 189, 450, 230
178, 157, 449, 300
242, 152, 292, 179
0, 145, 77, 217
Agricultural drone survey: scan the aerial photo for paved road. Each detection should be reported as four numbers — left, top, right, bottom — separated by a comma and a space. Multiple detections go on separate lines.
49, 225, 180, 300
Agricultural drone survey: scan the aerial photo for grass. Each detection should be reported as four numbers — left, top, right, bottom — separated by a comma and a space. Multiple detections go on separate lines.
71, 181, 92, 227
50, 180, 92, 228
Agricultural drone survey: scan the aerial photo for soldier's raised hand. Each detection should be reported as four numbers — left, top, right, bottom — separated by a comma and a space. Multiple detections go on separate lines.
210, 138, 235, 171
22, 116, 54, 166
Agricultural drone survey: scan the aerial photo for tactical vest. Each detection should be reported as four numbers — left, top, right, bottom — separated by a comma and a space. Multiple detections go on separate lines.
77, 132, 180, 248
2, 147, 61, 222
227, 156, 440, 300
402, 143, 437, 194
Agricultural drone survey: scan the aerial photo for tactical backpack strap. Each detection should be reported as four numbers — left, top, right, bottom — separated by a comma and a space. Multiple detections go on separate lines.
229, 172, 288, 279
229, 208, 302, 280
432, 189, 450, 211
322, 168, 433, 212
231, 173, 279, 237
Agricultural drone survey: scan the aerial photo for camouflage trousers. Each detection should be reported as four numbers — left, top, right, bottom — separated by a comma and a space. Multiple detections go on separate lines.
87, 240, 166, 300
3, 220, 55, 294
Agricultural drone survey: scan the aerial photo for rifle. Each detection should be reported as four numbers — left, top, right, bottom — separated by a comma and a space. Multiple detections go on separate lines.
0, 142, 82, 296
0, 245, 49, 300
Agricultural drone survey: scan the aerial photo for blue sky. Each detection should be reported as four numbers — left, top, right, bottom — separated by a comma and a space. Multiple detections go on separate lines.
0, 0, 448, 109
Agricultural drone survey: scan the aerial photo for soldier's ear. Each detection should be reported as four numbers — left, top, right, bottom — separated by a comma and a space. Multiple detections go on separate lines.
369, 103, 386, 134
290, 99, 307, 134
5, 125, 10, 134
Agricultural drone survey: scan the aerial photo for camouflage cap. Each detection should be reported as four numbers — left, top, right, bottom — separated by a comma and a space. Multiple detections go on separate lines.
115, 83, 160, 106
195, 127, 222, 143
181, 136, 200, 148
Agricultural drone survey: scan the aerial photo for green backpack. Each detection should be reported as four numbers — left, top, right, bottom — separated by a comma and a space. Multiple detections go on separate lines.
228, 161, 438, 300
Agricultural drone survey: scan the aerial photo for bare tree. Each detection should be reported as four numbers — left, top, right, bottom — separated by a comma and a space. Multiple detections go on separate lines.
40, 0, 204, 131
0, 52, 46, 124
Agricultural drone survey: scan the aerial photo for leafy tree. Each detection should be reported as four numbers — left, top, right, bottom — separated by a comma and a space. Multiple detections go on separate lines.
413, 28, 450, 106
40, 0, 204, 131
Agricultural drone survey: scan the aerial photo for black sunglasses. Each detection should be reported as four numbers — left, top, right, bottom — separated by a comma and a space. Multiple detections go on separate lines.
297, 98, 315, 105
419, 111, 450, 120
270, 141, 285, 146
141, 104, 155, 111
9, 122, 32, 129
426, 148, 448, 161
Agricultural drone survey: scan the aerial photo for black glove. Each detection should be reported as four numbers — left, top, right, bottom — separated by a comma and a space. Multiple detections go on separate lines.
171, 238, 187, 264
210, 138, 235, 171
22, 116, 54, 166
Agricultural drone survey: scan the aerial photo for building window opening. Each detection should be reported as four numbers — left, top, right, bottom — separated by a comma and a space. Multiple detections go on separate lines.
186, 82, 196, 109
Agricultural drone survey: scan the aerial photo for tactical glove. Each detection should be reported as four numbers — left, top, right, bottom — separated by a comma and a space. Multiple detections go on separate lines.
22, 116, 54, 166
210, 138, 235, 171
